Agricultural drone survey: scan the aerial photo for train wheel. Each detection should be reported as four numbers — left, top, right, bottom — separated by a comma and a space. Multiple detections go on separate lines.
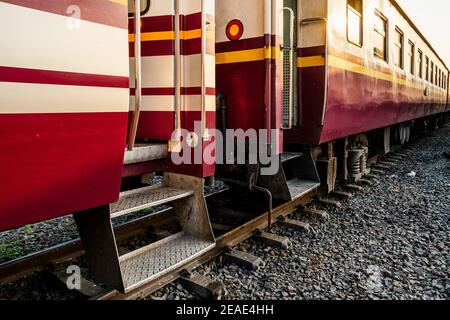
404, 126, 411, 143
396, 126, 406, 145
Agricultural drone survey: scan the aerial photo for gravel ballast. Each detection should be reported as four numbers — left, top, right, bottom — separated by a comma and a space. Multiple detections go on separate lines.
152, 127, 450, 300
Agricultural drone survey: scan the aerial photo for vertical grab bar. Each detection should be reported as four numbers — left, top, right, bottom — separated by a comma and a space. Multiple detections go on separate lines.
200, 0, 208, 140
127, 0, 142, 151
282, 7, 295, 129
300, 17, 328, 127
174, 0, 181, 143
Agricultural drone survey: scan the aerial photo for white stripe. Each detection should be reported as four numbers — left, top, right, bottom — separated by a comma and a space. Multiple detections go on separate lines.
130, 95, 216, 112
142, 0, 212, 17
130, 55, 215, 89
0, 83, 129, 114
0, 2, 129, 77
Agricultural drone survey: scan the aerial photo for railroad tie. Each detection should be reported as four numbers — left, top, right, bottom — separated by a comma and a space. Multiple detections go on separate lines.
179, 272, 225, 300
301, 207, 330, 220
253, 232, 292, 250
331, 190, 353, 199
278, 218, 311, 233
223, 250, 264, 270
317, 197, 342, 208
343, 184, 364, 192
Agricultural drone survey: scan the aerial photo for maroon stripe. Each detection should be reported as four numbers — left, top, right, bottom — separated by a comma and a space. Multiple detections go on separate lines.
3, 0, 127, 29
298, 46, 326, 57
216, 35, 279, 54
129, 15, 173, 33
0, 66, 129, 88
130, 39, 214, 57
128, 12, 210, 33
216, 36, 265, 53
130, 87, 216, 96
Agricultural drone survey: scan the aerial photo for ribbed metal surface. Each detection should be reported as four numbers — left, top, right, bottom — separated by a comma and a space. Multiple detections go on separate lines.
281, 152, 303, 163
110, 186, 193, 218
283, 49, 291, 127
120, 233, 214, 292
287, 179, 320, 199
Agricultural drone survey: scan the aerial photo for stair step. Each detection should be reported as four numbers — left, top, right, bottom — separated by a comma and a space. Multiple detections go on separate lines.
119, 232, 214, 292
124, 143, 168, 165
287, 178, 320, 199
110, 185, 193, 219
281, 152, 303, 163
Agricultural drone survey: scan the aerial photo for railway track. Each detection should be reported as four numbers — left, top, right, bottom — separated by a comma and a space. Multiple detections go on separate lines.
0, 142, 424, 300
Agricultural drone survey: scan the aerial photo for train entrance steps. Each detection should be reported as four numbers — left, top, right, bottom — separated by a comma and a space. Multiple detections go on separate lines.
73, 173, 215, 293
259, 151, 320, 201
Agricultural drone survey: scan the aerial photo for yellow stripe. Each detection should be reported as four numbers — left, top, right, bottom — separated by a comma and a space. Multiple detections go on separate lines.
298, 54, 445, 92
129, 29, 214, 42
297, 56, 325, 68
216, 47, 281, 65
328, 55, 424, 90
109, 0, 127, 5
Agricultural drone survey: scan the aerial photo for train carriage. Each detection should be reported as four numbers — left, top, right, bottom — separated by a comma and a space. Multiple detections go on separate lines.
0, 0, 448, 293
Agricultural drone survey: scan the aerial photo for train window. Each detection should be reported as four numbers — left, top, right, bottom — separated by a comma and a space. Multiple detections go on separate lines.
373, 11, 388, 61
425, 56, 430, 81
417, 50, 423, 78
347, 0, 363, 47
408, 41, 415, 75
128, 0, 150, 17
430, 62, 434, 84
435, 65, 438, 85
394, 28, 404, 69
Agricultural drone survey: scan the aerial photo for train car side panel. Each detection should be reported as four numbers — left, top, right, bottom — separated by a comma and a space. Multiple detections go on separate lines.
0, 1, 129, 231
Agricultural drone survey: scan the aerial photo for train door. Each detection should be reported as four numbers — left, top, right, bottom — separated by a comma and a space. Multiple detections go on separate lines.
73, 0, 216, 294
283, 0, 298, 129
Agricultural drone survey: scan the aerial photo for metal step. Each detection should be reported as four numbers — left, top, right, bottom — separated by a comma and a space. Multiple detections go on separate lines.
124, 143, 168, 165
281, 152, 303, 163
110, 185, 193, 218
287, 178, 320, 199
119, 232, 215, 292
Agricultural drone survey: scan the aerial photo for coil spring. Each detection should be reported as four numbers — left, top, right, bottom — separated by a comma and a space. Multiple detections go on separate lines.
360, 150, 368, 174
348, 149, 364, 176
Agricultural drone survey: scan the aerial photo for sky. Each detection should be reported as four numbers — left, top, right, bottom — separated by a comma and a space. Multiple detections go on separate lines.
397, 0, 450, 67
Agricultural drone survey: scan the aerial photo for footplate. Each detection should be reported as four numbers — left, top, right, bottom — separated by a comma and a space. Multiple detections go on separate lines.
120, 232, 215, 292
110, 185, 193, 218
286, 178, 320, 200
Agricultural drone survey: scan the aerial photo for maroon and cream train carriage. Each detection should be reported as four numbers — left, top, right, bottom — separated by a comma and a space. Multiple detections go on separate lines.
214, 0, 322, 203
0, 0, 217, 292
0, 0, 448, 293
281, 0, 449, 189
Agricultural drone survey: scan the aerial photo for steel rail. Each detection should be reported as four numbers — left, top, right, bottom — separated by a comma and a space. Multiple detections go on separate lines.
0, 209, 174, 286
98, 192, 316, 300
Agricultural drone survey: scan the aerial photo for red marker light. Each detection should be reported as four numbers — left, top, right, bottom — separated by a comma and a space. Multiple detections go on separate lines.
226, 19, 244, 41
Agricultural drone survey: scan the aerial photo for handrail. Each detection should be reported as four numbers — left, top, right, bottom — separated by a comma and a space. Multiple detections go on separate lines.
300, 17, 328, 127
174, 0, 181, 142
127, 0, 143, 151
282, 7, 295, 129
200, 0, 208, 140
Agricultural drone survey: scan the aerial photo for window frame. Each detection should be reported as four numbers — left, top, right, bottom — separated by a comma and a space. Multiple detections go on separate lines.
394, 27, 404, 69
417, 49, 423, 78
435, 65, 438, 86
128, 0, 151, 17
425, 56, 430, 81
373, 10, 388, 62
407, 40, 415, 75
430, 61, 434, 84
347, 0, 364, 47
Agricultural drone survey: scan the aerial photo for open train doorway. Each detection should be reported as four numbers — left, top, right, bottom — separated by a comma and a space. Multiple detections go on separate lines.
283, 0, 298, 129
